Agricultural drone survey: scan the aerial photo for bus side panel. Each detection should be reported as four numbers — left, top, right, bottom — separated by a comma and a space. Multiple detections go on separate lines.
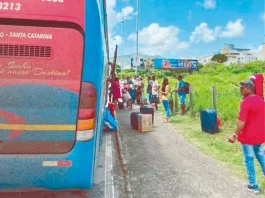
80, 0, 105, 186
0, 139, 96, 191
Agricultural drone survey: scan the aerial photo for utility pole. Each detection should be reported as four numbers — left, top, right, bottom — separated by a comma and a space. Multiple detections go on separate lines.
121, 21, 124, 58
111, 45, 118, 103
136, 0, 139, 76
262, 1, 265, 43
121, 21, 124, 80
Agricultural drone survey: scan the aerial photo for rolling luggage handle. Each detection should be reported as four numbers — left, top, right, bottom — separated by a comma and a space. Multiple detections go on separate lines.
212, 86, 217, 111
140, 106, 154, 124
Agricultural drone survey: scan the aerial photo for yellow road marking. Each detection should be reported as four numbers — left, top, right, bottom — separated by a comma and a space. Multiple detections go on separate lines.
0, 124, 76, 131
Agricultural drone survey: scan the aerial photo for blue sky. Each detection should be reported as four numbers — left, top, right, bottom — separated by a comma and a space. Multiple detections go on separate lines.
107, 0, 265, 58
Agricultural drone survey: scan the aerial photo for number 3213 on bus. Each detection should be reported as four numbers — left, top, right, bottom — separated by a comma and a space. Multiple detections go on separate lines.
0, 2, 21, 11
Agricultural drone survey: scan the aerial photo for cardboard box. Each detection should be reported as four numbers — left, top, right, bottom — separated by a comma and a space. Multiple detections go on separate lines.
137, 114, 152, 132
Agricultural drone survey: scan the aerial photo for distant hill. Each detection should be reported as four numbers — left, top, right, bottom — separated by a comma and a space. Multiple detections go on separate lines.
111, 53, 165, 69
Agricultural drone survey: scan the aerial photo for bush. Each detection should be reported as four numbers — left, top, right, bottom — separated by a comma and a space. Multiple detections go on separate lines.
122, 69, 135, 72
242, 61, 265, 72
197, 63, 204, 71
199, 65, 217, 74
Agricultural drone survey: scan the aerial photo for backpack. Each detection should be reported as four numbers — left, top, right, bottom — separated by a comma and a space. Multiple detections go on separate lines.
250, 74, 264, 99
184, 82, 190, 94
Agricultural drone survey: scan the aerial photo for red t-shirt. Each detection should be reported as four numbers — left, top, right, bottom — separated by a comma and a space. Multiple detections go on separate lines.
254, 74, 264, 99
237, 95, 265, 144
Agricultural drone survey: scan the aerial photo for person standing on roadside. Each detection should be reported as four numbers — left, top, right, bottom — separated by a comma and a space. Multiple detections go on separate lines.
146, 76, 153, 104
174, 75, 186, 116
136, 77, 144, 105
132, 75, 137, 86
126, 76, 135, 104
112, 77, 121, 109
160, 77, 171, 123
151, 76, 160, 110
122, 83, 132, 109
228, 80, 265, 195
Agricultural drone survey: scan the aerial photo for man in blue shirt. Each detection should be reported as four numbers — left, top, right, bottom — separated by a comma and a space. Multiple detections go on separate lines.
146, 76, 153, 104
174, 75, 186, 116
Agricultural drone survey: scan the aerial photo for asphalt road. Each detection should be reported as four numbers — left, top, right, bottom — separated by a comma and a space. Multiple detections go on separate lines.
0, 134, 109, 198
116, 106, 257, 198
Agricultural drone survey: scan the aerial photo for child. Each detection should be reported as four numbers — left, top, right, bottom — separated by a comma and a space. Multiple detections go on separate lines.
122, 84, 132, 110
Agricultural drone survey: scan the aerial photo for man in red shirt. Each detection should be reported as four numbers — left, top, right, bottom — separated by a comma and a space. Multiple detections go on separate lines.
229, 80, 265, 195
250, 73, 264, 100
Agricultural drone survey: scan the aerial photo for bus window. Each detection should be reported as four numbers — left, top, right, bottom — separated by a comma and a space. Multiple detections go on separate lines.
0, 23, 84, 154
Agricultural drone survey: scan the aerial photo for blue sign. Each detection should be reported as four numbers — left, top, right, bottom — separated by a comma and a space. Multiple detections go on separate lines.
154, 59, 198, 70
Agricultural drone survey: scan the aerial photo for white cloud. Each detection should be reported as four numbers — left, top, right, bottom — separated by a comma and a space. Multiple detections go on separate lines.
107, 0, 135, 32
128, 23, 189, 56
204, 0, 216, 9
220, 19, 244, 38
196, 0, 216, 9
190, 23, 221, 43
117, 6, 136, 21
107, 0, 136, 54
110, 35, 123, 47
190, 19, 244, 43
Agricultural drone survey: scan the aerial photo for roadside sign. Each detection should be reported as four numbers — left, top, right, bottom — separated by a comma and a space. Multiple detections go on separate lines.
133, 56, 141, 67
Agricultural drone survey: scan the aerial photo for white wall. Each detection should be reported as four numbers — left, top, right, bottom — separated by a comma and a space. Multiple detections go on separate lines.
258, 44, 265, 61
225, 49, 257, 65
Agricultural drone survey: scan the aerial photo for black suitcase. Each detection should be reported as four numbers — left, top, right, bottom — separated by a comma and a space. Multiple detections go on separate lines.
131, 112, 140, 129
140, 105, 154, 124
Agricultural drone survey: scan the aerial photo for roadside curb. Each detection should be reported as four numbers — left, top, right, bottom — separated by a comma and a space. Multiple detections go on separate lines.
115, 119, 133, 198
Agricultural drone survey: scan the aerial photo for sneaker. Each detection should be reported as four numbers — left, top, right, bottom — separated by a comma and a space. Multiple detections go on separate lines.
246, 185, 260, 195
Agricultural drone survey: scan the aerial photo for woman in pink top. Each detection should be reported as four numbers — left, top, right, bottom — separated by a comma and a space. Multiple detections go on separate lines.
112, 77, 122, 108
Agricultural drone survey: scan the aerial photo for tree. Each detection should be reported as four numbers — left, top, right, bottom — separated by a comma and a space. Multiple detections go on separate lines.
211, 54, 228, 63
116, 64, 121, 74
197, 63, 204, 71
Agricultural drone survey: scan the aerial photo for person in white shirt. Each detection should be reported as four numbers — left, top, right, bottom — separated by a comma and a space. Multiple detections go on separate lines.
132, 75, 137, 86
151, 75, 160, 110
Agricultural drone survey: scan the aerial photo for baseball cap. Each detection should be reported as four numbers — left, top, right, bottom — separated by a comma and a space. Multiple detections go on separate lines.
236, 80, 255, 90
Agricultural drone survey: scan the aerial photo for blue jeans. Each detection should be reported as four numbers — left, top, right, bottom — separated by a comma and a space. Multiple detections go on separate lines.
148, 92, 152, 104
162, 100, 171, 118
179, 94, 186, 105
241, 144, 265, 186
129, 89, 135, 103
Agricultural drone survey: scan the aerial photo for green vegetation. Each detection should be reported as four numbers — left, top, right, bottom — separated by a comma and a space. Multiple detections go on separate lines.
118, 61, 265, 192
118, 61, 265, 125
116, 64, 121, 74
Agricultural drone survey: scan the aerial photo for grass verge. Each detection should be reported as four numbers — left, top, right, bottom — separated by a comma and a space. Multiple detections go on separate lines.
158, 106, 265, 194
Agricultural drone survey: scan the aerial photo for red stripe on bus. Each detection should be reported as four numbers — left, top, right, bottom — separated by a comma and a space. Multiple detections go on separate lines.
57, 161, 72, 167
